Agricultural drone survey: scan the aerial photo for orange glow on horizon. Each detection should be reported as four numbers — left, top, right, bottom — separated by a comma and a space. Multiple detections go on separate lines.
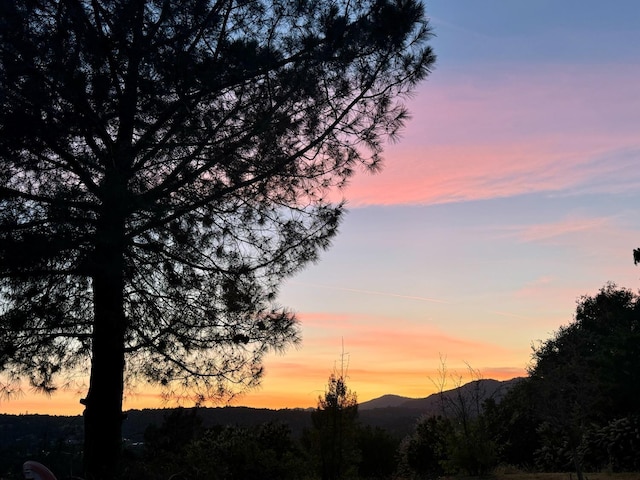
1, 307, 533, 415
0, 357, 528, 416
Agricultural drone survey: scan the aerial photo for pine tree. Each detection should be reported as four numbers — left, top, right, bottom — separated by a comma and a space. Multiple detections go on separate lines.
0, 1, 434, 477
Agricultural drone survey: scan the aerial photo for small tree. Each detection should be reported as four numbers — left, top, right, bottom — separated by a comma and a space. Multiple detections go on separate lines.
428, 360, 498, 476
0, 1, 435, 477
309, 373, 360, 480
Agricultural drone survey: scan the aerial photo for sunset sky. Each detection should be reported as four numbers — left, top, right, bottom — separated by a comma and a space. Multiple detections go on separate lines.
4, 0, 640, 415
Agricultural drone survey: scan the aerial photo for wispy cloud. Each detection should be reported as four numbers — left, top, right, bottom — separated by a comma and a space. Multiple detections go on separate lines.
489, 310, 538, 321
340, 65, 640, 207
502, 216, 614, 244
287, 281, 449, 304
291, 311, 523, 374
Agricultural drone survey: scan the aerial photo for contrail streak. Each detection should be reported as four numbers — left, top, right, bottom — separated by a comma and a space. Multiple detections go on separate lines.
289, 282, 448, 304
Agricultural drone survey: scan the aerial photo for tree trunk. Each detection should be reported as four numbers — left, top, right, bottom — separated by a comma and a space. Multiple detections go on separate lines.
571, 445, 585, 480
83, 205, 127, 480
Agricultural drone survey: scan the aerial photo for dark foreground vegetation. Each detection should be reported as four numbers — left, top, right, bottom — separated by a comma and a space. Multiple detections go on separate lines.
2, 283, 640, 480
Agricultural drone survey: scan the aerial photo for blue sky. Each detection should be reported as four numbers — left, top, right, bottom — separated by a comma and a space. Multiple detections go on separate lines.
262, 0, 640, 407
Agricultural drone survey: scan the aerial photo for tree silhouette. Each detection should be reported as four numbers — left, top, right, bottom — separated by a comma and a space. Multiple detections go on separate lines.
309, 373, 360, 480
528, 283, 640, 478
0, 0, 434, 477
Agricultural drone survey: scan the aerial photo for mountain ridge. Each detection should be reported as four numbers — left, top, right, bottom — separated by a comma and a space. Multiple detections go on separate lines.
0, 377, 524, 444
359, 377, 524, 411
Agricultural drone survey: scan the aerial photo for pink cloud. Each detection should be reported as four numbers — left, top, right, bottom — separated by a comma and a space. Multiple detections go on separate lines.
494, 212, 640, 282
503, 216, 614, 243
242, 354, 528, 407
297, 312, 524, 360
340, 64, 640, 206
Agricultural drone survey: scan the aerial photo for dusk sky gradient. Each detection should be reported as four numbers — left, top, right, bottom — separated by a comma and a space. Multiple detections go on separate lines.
4, 0, 640, 415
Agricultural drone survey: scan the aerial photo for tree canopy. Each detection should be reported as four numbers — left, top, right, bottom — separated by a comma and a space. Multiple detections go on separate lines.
529, 283, 640, 420
0, 0, 434, 477
309, 373, 360, 480
524, 283, 640, 477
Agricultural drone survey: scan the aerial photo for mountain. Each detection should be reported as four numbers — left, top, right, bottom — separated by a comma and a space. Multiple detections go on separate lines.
359, 377, 523, 412
356, 377, 523, 437
358, 394, 413, 409
0, 378, 524, 447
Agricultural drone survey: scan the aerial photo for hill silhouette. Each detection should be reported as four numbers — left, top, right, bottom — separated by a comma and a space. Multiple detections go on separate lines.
360, 377, 523, 411
0, 378, 522, 446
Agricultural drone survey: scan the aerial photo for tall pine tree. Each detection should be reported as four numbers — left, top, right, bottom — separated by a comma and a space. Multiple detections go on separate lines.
0, 1, 434, 477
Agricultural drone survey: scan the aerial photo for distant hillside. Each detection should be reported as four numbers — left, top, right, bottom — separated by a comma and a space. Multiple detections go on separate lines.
123, 406, 314, 443
359, 377, 522, 412
357, 394, 413, 409
0, 378, 523, 446
357, 377, 523, 437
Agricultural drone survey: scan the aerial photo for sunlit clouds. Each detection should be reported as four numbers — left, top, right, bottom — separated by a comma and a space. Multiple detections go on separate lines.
343, 65, 640, 207
239, 312, 529, 409
125, 1, 640, 412
244, 307, 532, 407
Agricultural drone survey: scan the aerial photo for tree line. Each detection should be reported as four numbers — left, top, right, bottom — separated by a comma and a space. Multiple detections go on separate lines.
4, 283, 639, 479
131, 284, 640, 480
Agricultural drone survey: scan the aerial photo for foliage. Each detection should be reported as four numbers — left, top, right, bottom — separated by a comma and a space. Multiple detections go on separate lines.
181, 422, 307, 480
484, 380, 541, 469
307, 373, 360, 480
432, 363, 499, 476
397, 364, 503, 479
396, 414, 452, 480
0, 0, 434, 477
587, 415, 640, 471
443, 410, 498, 477
116, 409, 201, 479
530, 284, 640, 417
123, 413, 307, 480
527, 284, 640, 476
0, 438, 84, 480
399, 411, 497, 478
143, 408, 203, 455
355, 425, 400, 480
397, 287, 640, 477
534, 415, 640, 474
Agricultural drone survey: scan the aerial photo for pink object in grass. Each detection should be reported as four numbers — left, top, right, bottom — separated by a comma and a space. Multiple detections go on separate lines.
22, 461, 57, 480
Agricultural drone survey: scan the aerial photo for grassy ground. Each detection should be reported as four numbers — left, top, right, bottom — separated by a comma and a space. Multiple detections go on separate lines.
440, 474, 640, 480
